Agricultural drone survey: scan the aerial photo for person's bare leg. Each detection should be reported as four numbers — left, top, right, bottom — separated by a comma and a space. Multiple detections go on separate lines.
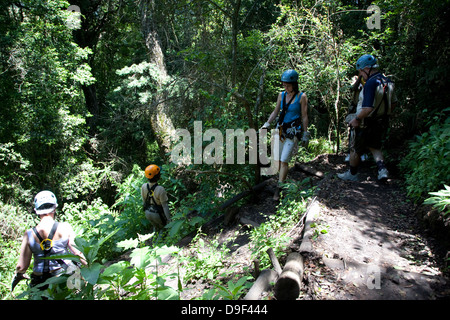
279, 161, 289, 182
274, 161, 289, 201
349, 150, 361, 168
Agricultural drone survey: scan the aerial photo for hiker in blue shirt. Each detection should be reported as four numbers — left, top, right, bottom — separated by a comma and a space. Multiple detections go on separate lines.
338, 54, 397, 182
261, 69, 310, 200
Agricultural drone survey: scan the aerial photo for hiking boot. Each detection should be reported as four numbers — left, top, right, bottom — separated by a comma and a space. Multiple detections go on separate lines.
377, 168, 389, 181
337, 170, 359, 181
273, 186, 281, 201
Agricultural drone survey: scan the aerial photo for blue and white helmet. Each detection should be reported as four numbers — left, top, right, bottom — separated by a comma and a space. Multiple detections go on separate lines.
356, 54, 379, 70
34, 191, 58, 215
281, 69, 299, 83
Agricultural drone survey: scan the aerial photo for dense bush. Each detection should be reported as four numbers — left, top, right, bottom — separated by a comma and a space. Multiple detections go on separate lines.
400, 118, 450, 202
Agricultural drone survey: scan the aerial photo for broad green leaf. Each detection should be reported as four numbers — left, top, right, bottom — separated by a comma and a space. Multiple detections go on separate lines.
130, 247, 151, 269
117, 238, 139, 250
81, 263, 102, 285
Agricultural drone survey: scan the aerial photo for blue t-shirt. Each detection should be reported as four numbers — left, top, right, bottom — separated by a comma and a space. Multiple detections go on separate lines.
361, 72, 387, 109
281, 91, 303, 124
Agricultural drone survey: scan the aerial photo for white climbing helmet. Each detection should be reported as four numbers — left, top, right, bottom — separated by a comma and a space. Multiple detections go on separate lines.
34, 190, 58, 215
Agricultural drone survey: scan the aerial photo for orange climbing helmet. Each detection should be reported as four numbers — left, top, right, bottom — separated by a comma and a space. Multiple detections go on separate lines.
145, 164, 160, 179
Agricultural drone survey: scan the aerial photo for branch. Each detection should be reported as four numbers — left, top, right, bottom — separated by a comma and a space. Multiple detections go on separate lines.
204, 0, 230, 18
243, 269, 278, 300
266, 248, 282, 275
185, 76, 255, 128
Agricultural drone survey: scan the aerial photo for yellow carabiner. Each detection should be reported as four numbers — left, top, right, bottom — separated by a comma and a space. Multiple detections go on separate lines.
40, 238, 53, 251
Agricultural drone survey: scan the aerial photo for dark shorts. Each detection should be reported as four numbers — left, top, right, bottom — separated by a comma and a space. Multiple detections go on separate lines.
30, 269, 64, 290
30, 273, 55, 290
351, 117, 388, 154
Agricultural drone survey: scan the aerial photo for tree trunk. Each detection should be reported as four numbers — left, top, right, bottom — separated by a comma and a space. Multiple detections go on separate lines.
274, 252, 304, 300
140, 0, 176, 159
244, 269, 278, 300
230, 0, 241, 88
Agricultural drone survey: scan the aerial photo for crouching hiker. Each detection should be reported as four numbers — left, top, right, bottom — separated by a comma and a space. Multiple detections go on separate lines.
13, 191, 87, 293
141, 164, 171, 231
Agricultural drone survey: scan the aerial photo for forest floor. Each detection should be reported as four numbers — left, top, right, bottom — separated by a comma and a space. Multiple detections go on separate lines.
175, 152, 450, 300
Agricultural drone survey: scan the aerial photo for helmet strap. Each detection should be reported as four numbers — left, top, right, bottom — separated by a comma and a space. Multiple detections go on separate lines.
362, 67, 372, 79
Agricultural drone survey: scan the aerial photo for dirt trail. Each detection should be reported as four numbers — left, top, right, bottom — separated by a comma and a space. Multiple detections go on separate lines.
138, 153, 449, 300
185, 153, 450, 300
298, 154, 450, 299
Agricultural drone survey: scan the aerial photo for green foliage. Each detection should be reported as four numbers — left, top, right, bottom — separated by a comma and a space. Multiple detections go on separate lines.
1, 0, 96, 205
400, 119, 450, 201
424, 185, 450, 218
250, 179, 312, 269
0, 143, 31, 204
0, 200, 36, 299
211, 276, 252, 300
182, 232, 236, 282
17, 232, 181, 300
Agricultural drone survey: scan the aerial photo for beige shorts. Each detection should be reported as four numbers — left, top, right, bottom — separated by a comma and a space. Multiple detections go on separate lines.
272, 133, 298, 163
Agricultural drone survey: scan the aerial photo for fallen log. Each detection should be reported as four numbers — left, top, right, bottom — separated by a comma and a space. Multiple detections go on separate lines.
287, 196, 317, 237
224, 206, 240, 225
218, 178, 273, 211
175, 178, 273, 247
186, 169, 253, 190
253, 259, 261, 278
266, 248, 282, 275
274, 252, 304, 300
243, 269, 278, 300
294, 163, 324, 179
239, 217, 260, 228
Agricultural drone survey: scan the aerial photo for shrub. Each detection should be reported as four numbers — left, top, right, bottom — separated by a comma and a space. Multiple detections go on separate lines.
400, 119, 450, 201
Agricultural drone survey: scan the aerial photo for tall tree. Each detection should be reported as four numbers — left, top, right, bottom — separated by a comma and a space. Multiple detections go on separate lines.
0, 0, 95, 200
139, 0, 177, 158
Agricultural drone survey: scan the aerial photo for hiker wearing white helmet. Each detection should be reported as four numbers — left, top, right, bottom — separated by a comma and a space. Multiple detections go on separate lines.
13, 191, 86, 291
261, 69, 310, 201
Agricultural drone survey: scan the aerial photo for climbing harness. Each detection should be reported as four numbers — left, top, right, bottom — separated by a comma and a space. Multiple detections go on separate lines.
277, 92, 302, 142
144, 183, 167, 226
32, 222, 66, 273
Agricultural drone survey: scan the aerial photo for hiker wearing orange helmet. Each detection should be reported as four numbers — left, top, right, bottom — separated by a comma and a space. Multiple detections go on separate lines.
141, 165, 171, 229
